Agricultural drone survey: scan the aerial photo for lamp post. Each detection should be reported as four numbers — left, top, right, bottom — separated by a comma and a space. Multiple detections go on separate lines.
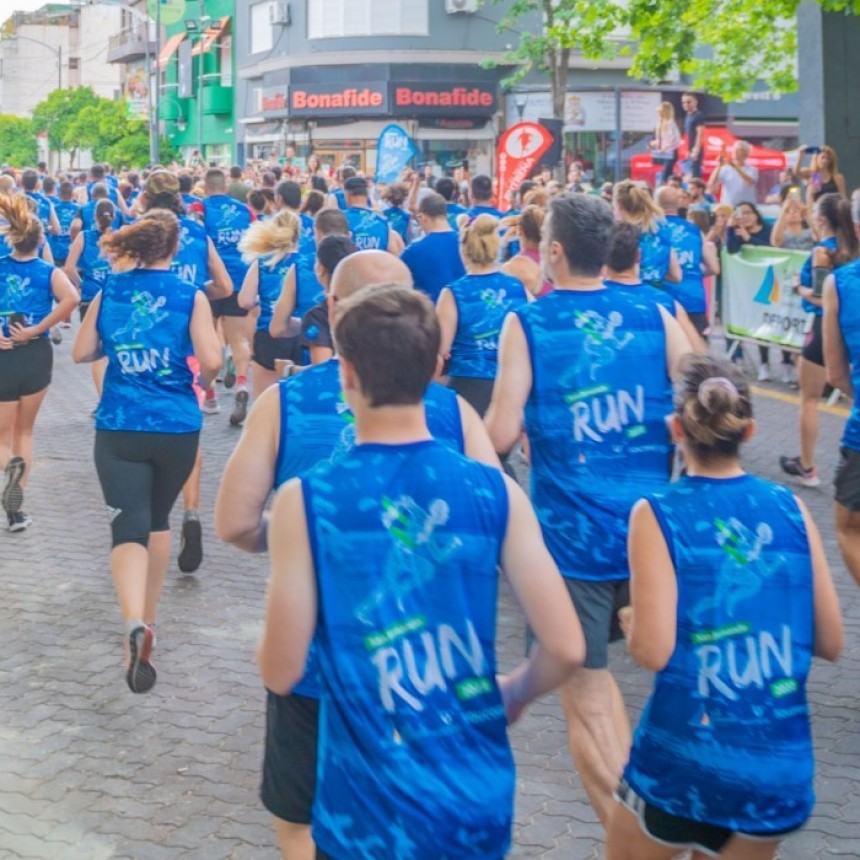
514, 93, 527, 123
185, 12, 211, 166
2, 34, 62, 91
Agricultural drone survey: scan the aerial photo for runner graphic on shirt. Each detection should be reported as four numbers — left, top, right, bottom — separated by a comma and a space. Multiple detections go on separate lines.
114, 291, 169, 340
4, 274, 33, 304
573, 309, 634, 381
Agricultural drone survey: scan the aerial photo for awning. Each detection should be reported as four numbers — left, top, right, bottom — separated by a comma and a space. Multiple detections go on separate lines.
192, 16, 230, 56
157, 33, 185, 70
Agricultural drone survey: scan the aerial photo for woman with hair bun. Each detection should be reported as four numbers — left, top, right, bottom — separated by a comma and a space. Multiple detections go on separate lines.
72, 211, 221, 694
606, 354, 843, 860
501, 204, 553, 298
0, 193, 79, 532
437, 213, 528, 416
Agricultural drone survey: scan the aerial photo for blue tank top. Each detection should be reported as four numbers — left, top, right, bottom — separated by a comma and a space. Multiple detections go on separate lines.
447, 271, 528, 379
303, 440, 513, 860
171, 217, 209, 291
25, 191, 52, 232
639, 221, 673, 287
518, 288, 672, 581
625, 474, 815, 833
202, 194, 252, 291
447, 202, 467, 230
79, 200, 122, 232
833, 260, 860, 451
87, 180, 120, 205
665, 215, 706, 313
275, 359, 465, 699
299, 212, 315, 255
95, 269, 201, 434
346, 206, 390, 251
0, 256, 54, 337
384, 206, 410, 243
78, 229, 112, 303
333, 188, 347, 210
401, 231, 466, 304
603, 279, 676, 316
48, 200, 78, 262
468, 204, 504, 219
800, 236, 837, 317
257, 252, 297, 331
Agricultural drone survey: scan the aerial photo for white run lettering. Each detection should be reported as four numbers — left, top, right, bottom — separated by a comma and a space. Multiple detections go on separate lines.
572, 385, 645, 443
117, 347, 171, 375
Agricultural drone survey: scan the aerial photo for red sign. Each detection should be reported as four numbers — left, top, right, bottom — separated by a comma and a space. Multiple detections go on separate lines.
289, 83, 389, 116
261, 90, 287, 112
393, 85, 495, 113
496, 123, 554, 213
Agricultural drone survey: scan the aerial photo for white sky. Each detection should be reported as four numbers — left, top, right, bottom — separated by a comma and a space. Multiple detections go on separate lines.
3, 0, 87, 15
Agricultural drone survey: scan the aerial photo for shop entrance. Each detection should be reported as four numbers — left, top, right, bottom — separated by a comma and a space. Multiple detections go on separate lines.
312, 141, 368, 176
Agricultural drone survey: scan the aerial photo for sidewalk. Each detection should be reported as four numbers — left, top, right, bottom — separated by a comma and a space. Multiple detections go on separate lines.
0, 336, 858, 859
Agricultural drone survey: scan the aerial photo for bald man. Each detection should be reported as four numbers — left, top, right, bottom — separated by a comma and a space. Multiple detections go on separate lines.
214, 250, 498, 860
656, 185, 718, 336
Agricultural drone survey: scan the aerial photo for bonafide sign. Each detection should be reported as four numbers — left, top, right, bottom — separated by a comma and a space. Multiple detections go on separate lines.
289, 83, 389, 116
392, 84, 497, 115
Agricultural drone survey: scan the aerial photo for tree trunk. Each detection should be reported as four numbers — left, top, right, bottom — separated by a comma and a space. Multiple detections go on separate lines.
552, 47, 570, 119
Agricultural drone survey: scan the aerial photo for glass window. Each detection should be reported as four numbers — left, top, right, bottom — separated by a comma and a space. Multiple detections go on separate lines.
308, 0, 428, 38
250, 2, 273, 54
220, 33, 232, 87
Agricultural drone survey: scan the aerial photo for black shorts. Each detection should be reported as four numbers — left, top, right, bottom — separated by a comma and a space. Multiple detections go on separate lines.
210, 292, 249, 319
252, 329, 301, 371
687, 312, 708, 337
801, 315, 824, 366
0, 337, 53, 402
616, 779, 799, 856
260, 692, 319, 824
835, 446, 860, 511
94, 429, 199, 548
447, 376, 494, 418
80, 301, 92, 322
564, 578, 629, 669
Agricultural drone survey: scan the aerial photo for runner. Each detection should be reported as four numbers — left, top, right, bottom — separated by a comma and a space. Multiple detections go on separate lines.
485, 193, 690, 825
71, 182, 122, 240
501, 204, 554, 298
71, 211, 221, 693
48, 181, 78, 266
823, 192, 860, 585
435, 176, 468, 230
437, 214, 528, 416
216, 250, 501, 860
343, 176, 403, 254
199, 167, 254, 426
257, 283, 583, 860
467, 174, 504, 218
21, 168, 59, 238
0, 193, 79, 532
606, 355, 843, 859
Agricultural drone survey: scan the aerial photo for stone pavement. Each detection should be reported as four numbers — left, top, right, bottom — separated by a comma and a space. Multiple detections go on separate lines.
1, 334, 859, 860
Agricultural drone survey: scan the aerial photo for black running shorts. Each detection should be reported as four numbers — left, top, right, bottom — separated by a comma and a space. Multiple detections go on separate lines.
210, 292, 249, 319
0, 337, 53, 402
252, 329, 301, 372
835, 446, 860, 512
801, 315, 824, 367
563, 578, 629, 670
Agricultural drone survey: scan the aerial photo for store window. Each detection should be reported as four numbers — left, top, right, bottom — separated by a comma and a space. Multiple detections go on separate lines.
308, 0, 428, 39
250, 2, 273, 54
220, 33, 232, 87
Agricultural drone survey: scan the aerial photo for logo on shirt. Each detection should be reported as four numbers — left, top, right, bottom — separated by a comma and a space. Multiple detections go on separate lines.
4, 275, 33, 303
574, 309, 634, 380
114, 291, 169, 341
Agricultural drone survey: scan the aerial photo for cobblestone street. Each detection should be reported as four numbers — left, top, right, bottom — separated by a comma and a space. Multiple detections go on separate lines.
1, 335, 858, 859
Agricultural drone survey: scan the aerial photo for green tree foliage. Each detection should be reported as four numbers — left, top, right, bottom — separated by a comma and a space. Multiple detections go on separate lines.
31, 86, 100, 166
0, 115, 38, 166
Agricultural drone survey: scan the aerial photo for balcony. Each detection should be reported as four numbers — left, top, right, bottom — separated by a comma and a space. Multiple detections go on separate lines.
202, 84, 233, 116
107, 23, 155, 64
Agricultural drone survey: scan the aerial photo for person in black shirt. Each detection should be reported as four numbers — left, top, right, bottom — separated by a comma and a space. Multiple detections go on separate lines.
681, 93, 706, 178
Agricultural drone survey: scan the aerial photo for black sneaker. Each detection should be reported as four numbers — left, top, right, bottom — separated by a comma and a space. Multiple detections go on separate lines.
230, 389, 249, 426
7, 511, 32, 532
126, 625, 157, 694
178, 510, 203, 573
779, 455, 821, 488
2, 456, 25, 514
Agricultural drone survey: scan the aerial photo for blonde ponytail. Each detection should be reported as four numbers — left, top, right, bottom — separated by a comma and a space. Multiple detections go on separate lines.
239, 208, 300, 267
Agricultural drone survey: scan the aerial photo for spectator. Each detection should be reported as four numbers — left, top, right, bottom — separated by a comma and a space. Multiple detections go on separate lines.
680, 92, 706, 178
765, 169, 801, 204
686, 177, 713, 214
772, 196, 815, 252
707, 140, 759, 206
227, 165, 249, 203
795, 145, 846, 204
649, 102, 682, 184
726, 202, 770, 255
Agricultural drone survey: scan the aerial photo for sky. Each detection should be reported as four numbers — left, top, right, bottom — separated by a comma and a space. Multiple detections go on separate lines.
4, 0, 87, 14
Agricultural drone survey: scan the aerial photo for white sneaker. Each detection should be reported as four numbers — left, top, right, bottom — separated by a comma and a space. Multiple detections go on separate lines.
757, 364, 771, 382
202, 396, 220, 415
780, 363, 797, 386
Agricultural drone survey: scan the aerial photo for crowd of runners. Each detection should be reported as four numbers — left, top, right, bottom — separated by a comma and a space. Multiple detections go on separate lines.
0, 147, 858, 860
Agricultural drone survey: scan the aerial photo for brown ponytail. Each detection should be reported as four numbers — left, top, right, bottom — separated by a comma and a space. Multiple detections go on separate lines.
816, 193, 859, 266
0, 192, 43, 255
614, 180, 663, 232
95, 199, 116, 233
100, 210, 179, 266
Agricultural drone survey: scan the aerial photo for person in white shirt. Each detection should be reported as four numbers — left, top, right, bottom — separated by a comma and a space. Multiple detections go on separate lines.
707, 140, 759, 206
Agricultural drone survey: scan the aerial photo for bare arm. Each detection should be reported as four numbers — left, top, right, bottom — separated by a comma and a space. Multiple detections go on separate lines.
823, 277, 853, 395
69, 217, 82, 241
71, 291, 103, 363
701, 239, 720, 276
206, 238, 233, 299
215, 384, 280, 552
659, 304, 691, 378
457, 397, 502, 468
674, 305, 708, 354
238, 260, 261, 310
258, 479, 317, 694
189, 291, 222, 389
48, 204, 60, 236
63, 233, 84, 286
387, 228, 404, 256
269, 266, 297, 338
705, 165, 721, 195
436, 287, 458, 361
497, 476, 584, 722
664, 248, 682, 283
485, 313, 532, 455
771, 204, 789, 248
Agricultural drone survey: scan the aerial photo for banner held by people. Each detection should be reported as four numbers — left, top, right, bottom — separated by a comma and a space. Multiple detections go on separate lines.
375, 124, 419, 185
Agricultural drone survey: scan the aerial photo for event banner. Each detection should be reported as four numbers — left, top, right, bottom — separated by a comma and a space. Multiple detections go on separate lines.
375, 124, 419, 185
496, 122, 554, 213
721, 246, 812, 350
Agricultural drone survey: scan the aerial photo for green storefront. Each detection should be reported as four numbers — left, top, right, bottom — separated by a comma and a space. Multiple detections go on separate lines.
158, 0, 235, 166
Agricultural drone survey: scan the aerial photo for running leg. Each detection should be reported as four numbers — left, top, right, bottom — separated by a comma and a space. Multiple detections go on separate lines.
252, 362, 280, 400
223, 316, 253, 425
11, 387, 49, 488
605, 801, 679, 860
0, 400, 17, 469
272, 819, 315, 860
718, 836, 780, 859
835, 503, 860, 586
798, 358, 826, 472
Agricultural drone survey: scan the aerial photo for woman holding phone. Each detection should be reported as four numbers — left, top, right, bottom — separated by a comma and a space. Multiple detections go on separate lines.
795, 145, 846, 203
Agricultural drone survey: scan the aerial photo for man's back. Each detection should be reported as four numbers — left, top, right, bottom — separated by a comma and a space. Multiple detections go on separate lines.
401, 231, 465, 303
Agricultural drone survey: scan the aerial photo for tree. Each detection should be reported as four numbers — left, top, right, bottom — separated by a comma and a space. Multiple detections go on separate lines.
0, 115, 38, 166
31, 87, 100, 167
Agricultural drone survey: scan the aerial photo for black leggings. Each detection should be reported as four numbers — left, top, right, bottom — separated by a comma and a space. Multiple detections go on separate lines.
94, 430, 199, 548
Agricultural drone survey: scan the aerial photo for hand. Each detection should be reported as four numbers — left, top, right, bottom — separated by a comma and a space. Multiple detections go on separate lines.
497, 673, 527, 725
0, 332, 13, 350
691, 148, 700, 159
799, 144, 808, 153
9, 323, 39, 343
618, 606, 633, 640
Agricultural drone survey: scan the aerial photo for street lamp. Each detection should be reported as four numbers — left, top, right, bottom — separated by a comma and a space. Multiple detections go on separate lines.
1, 34, 63, 91
514, 93, 527, 123
185, 13, 211, 164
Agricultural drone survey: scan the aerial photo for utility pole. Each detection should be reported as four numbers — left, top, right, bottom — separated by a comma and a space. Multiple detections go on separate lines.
58, 44, 62, 90
154, 0, 161, 164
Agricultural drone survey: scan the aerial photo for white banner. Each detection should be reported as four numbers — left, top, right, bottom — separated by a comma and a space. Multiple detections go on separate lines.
506, 90, 662, 133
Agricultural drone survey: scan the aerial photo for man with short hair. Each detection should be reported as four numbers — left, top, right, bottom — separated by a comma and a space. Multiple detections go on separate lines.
486, 193, 689, 826
343, 176, 403, 254
179, 172, 202, 210
276, 180, 314, 253
400, 192, 465, 303
329, 165, 356, 210
21, 168, 59, 236
88, 163, 130, 217
255, 281, 583, 860
435, 176, 467, 230
468, 174, 503, 218
681, 92, 706, 178
217, 251, 516, 860
227, 165, 249, 202
707, 139, 759, 206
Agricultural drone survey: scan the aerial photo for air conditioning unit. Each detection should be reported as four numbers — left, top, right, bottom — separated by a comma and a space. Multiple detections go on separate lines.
269, 2, 291, 26
446, 0, 479, 14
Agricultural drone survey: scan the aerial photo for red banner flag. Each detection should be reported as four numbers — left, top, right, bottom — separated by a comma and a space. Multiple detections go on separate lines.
496, 122, 554, 213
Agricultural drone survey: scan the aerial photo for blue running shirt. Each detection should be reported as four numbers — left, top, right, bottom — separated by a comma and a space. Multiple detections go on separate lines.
171, 217, 210, 292
800, 236, 837, 318
833, 260, 860, 451
299, 212, 315, 255
401, 231, 465, 304
383, 206, 410, 244
0, 256, 54, 336
257, 252, 297, 331
447, 271, 528, 379
603, 278, 676, 316
665, 215, 706, 313
49, 200, 78, 262
96, 269, 201, 434
625, 475, 815, 833
517, 288, 673, 581
345, 206, 390, 251
639, 221, 674, 287
303, 440, 513, 860
468, 204, 504, 219
78, 229, 112, 303
202, 194, 252, 291
447, 202, 467, 230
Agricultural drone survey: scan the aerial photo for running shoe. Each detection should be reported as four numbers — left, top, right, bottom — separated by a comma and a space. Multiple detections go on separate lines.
2, 456, 25, 514
223, 355, 236, 389
757, 364, 771, 382
202, 395, 220, 415
50, 328, 62, 345
779, 455, 821, 488
178, 510, 203, 574
59, 321, 72, 330
126, 624, 156, 694
230, 389, 249, 426
7, 511, 32, 532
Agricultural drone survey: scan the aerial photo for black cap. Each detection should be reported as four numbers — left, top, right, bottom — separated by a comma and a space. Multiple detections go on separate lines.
344, 176, 368, 194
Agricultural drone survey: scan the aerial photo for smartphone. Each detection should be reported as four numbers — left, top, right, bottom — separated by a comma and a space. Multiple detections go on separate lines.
806, 146, 821, 155
3, 312, 25, 338
787, 187, 802, 201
